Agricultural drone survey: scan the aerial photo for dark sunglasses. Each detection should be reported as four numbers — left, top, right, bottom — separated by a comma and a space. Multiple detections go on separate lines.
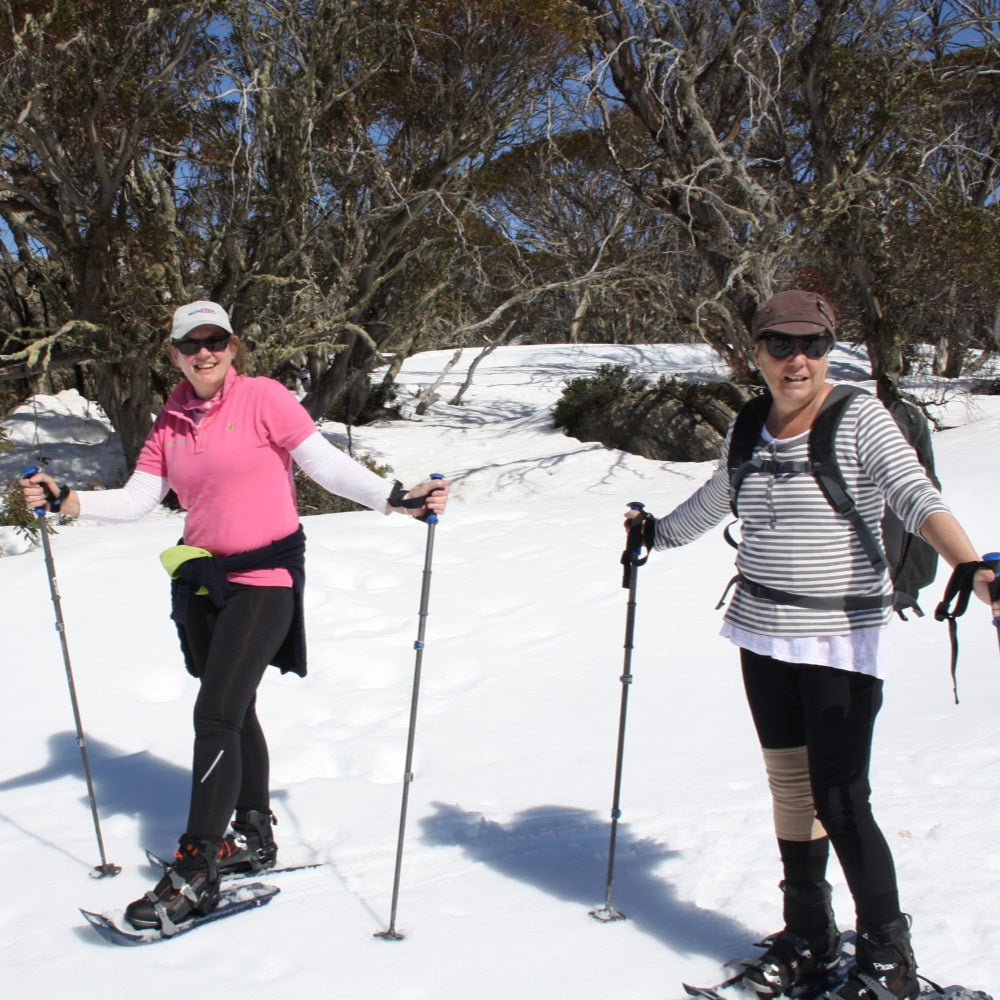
174, 333, 231, 356
758, 333, 834, 360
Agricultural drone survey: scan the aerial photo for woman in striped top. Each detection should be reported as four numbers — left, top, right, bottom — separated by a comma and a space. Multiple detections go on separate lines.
634, 290, 996, 1000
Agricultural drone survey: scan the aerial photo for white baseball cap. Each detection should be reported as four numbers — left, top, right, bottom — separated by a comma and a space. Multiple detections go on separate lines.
170, 301, 233, 341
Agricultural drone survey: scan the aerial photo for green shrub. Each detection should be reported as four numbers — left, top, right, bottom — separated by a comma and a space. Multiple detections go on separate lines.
553, 364, 649, 429
969, 377, 1000, 395
554, 365, 746, 432
0, 427, 44, 542
552, 366, 751, 461
649, 374, 749, 410
294, 448, 393, 515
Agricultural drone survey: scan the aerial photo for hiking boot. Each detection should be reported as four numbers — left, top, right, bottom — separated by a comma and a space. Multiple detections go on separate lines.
826, 915, 919, 1000
741, 881, 841, 997
124, 836, 221, 933
217, 808, 278, 875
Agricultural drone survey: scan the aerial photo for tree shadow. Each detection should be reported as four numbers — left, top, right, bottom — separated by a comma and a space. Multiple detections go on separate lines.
419, 801, 753, 963
0, 731, 289, 862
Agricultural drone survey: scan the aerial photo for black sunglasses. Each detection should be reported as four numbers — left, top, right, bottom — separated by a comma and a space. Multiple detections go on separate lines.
174, 333, 231, 356
758, 333, 834, 360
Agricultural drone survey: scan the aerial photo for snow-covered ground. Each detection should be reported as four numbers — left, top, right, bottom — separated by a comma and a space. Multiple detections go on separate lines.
1, 343, 998, 998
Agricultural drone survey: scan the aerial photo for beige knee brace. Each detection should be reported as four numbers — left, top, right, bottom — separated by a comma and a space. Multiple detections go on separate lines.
762, 746, 827, 842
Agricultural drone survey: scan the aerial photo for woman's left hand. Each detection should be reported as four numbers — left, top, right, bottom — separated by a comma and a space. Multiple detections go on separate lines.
402, 478, 450, 518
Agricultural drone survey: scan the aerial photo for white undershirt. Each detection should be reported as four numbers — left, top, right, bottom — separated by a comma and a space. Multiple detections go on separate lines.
720, 619, 890, 677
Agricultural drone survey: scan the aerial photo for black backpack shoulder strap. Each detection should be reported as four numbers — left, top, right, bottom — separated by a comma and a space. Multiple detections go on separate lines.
887, 397, 942, 489
727, 391, 772, 516
807, 384, 862, 473
808, 385, 888, 574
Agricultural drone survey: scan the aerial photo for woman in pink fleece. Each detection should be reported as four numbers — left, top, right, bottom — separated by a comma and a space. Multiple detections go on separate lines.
22, 300, 449, 932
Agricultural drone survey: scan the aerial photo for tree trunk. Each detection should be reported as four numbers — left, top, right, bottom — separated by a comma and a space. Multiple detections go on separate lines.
90, 355, 158, 472
450, 343, 500, 406
569, 289, 591, 343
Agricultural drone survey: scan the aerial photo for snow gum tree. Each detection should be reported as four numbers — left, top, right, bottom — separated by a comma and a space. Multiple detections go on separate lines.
571, 0, 1000, 383
0, 0, 222, 465
1, 0, 996, 461
0, 0, 594, 455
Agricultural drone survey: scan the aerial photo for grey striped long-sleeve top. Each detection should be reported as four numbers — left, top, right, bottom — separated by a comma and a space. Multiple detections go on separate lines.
652, 389, 950, 637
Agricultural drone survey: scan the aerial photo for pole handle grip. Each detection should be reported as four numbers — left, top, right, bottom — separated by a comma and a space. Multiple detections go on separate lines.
625, 502, 647, 557
21, 465, 52, 517
424, 473, 444, 525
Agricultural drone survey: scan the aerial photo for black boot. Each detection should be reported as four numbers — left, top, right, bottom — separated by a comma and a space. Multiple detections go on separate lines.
741, 880, 841, 997
828, 915, 918, 1000
124, 836, 221, 933
218, 808, 278, 875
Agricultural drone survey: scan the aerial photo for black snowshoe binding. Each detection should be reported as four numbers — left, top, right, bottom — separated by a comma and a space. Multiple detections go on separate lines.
741, 881, 842, 997
826, 915, 919, 1000
124, 836, 221, 933
740, 928, 842, 997
217, 808, 278, 876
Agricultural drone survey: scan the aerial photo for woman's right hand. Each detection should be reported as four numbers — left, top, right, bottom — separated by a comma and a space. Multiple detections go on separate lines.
20, 471, 58, 512
19, 471, 77, 517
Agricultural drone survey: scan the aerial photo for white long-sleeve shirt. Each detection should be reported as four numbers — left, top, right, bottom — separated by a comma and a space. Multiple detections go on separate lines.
78, 430, 393, 522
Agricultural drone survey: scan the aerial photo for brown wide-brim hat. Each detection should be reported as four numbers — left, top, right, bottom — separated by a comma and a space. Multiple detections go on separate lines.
752, 290, 837, 338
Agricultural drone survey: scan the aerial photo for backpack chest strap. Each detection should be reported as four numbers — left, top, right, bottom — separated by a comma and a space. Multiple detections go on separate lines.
729, 457, 812, 511
752, 458, 813, 476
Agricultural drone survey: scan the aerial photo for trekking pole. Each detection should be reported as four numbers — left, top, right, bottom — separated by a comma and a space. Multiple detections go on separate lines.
590, 502, 652, 922
21, 467, 120, 878
375, 473, 444, 941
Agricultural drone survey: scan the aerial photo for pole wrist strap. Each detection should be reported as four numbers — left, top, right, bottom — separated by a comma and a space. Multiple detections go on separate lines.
387, 480, 426, 510
51, 484, 71, 512
934, 560, 990, 704
42, 482, 71, 513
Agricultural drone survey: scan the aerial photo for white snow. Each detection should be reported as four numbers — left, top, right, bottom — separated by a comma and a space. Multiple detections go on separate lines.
1, 343, 998, 998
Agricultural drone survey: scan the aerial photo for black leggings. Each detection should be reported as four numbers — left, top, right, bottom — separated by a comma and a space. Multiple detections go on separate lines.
180, 585, 294, 840
740, 649, 901, 925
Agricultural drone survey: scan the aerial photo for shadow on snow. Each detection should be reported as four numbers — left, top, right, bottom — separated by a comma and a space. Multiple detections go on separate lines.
419, 800, 753, 964
0, 730, 289, 868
